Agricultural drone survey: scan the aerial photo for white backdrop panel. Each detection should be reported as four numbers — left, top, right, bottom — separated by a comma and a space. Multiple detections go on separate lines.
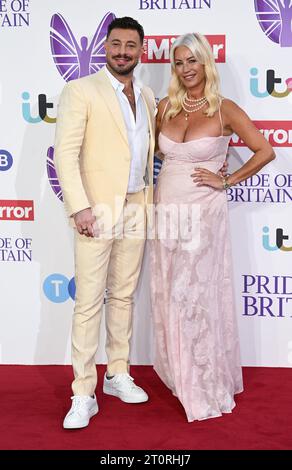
0, 0, 291, 366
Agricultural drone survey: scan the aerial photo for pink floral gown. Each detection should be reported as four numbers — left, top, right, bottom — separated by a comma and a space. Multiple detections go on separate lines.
150, 129, 243, 422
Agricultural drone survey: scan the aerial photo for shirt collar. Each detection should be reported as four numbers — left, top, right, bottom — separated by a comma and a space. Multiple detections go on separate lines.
105, 66, 142, 96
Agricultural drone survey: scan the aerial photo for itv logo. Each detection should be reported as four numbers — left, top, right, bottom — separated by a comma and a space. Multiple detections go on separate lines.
250, 67, 292, 98
22, 92, 56, 123
262, 226, 292, 251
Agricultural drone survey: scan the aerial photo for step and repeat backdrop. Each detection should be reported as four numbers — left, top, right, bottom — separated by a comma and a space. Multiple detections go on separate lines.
0, 0, 291, 366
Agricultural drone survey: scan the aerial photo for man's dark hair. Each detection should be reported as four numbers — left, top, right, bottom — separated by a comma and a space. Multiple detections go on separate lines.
107, 17, 144, 44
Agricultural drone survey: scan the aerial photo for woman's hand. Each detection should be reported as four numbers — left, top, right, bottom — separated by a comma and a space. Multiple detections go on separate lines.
218, 159, 228, 177
191, 168, 223, 190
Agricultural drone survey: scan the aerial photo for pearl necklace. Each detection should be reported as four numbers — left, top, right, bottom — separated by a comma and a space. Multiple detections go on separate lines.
184, 94, 207, 104
182, 94, 207, 120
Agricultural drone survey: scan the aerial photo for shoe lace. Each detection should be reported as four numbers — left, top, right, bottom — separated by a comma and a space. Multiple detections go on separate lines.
114, 373, 136, 389
70, 395, 91, 412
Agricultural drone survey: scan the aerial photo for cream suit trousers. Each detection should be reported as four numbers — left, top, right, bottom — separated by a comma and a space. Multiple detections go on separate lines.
71, 190, 146, 396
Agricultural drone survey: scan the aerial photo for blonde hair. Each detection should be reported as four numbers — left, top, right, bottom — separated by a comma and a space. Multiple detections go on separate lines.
165, 33, 221, 121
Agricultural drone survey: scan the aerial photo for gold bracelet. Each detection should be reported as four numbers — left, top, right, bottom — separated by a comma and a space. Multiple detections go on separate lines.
222, 177, 231, 190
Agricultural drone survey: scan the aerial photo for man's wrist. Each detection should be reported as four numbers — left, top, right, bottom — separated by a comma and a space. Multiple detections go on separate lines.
72, 207, 91, 217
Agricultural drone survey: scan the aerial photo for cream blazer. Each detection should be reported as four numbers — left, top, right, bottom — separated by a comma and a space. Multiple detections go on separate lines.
54, 68, 156, 227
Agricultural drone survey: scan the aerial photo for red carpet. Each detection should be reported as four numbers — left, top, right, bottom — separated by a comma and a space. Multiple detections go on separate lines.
1, 365, 292, 450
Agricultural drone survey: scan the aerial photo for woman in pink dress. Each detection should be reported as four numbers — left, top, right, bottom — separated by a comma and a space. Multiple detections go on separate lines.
150, 33, 275, 422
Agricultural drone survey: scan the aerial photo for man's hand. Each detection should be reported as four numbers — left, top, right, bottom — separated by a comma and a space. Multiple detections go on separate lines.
74, 208, 96, 237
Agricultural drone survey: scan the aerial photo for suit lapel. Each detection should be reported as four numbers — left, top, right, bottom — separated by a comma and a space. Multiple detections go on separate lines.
94, 68, 128, 144
141, 87, 155, 187
141, 88, 155, 146
94, 69, 155, 164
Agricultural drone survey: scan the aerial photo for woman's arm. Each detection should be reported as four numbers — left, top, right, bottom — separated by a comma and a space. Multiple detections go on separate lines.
192, 99, 275, 189
222, 99, 275, 186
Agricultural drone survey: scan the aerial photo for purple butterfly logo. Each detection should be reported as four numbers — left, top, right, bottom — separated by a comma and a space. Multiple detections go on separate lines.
50, 12, 116, 81
254, 0, 292, 47
47, 146, 63, 202
48, 13, 115, 201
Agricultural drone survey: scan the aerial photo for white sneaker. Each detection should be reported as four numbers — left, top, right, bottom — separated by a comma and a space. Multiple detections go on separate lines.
63, 394, 98, 429
103, 373, 148, 403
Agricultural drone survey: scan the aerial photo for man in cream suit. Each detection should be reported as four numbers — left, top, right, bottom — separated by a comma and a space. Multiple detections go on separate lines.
54, 17, 156, 429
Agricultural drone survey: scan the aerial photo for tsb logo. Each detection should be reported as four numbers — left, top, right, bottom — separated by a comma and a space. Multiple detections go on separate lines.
0, 150, 13, 171
0, 200, 34, 221
142, 35, 225, 63
43, 274, 107, 303
262, 226, 292, 252
22, 92, 56, 123
43, 274, 76, 303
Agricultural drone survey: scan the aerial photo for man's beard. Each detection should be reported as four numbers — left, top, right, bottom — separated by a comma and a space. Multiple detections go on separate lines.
107, 55, 139, 76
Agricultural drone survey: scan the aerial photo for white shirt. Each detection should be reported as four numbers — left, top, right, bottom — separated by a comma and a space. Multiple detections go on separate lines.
105, 66, 149, 193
